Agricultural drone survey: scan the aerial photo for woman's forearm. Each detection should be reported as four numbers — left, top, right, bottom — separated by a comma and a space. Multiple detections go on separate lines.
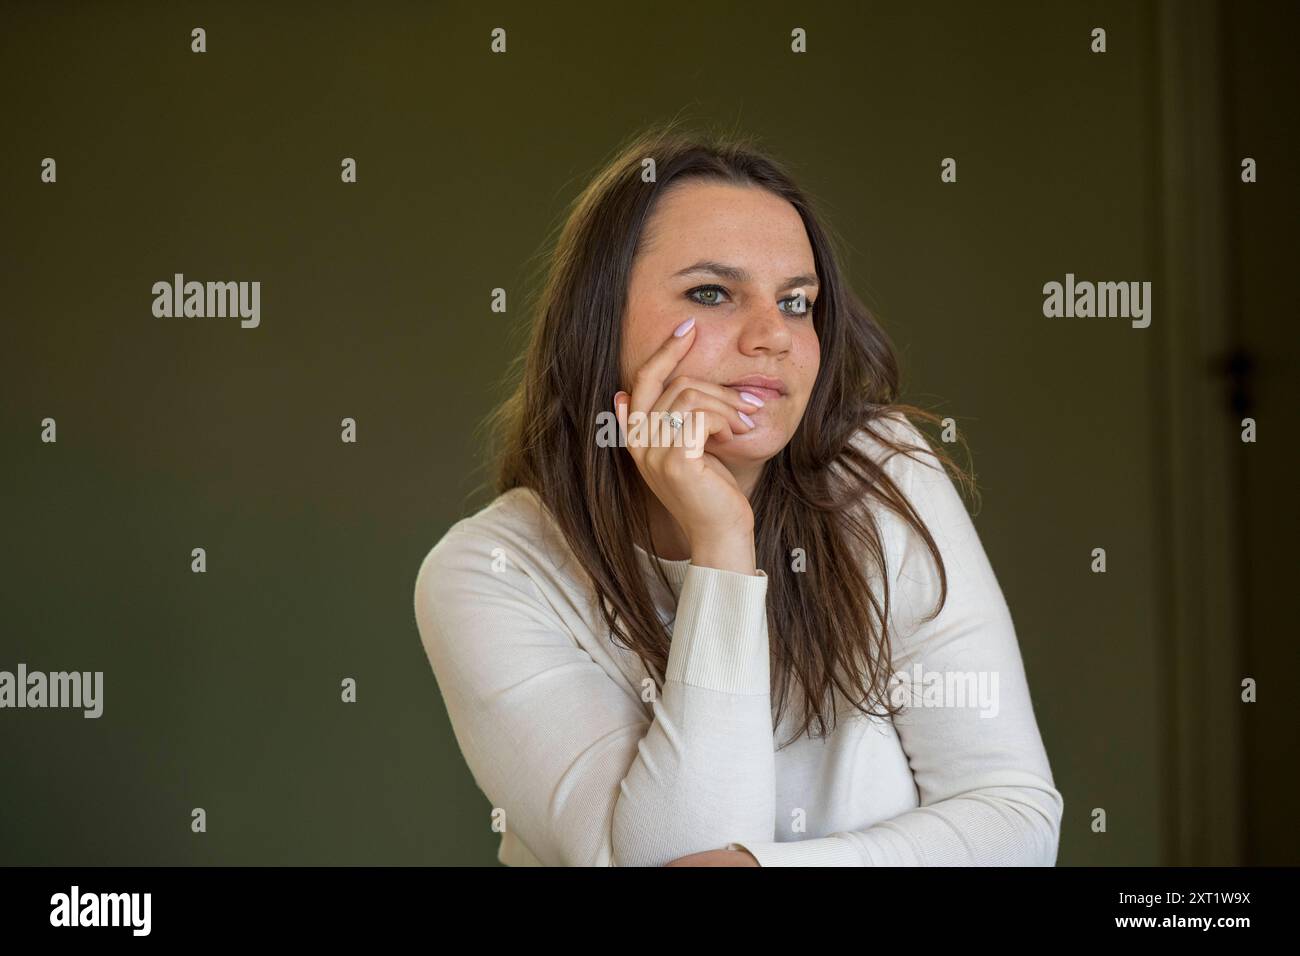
688, 526, 758, 576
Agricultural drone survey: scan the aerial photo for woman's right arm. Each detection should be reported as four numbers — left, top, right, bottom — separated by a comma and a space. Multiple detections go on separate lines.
413, 528, 777, 867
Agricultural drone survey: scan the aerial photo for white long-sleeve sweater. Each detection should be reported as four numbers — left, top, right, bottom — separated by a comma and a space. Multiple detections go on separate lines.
412, 416, 1063, 866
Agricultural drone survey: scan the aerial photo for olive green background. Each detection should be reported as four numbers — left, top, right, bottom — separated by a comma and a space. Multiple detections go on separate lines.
1, 0, 1294, 866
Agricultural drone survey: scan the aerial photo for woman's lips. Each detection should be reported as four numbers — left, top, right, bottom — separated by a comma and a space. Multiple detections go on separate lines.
736, 386, 783, 404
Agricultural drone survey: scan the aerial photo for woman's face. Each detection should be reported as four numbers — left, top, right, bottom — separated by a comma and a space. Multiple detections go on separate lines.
621, 180, 821, 467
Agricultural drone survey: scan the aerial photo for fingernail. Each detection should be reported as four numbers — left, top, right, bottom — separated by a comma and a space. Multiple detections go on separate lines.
673, 316, 696, 337
738, 391, 764, 407
738, 411, 755, 428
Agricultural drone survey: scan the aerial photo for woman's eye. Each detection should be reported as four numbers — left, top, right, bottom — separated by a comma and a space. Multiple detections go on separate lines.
780, 295, 815, 316
686, 284, 730, 307
686, 285, 814, 315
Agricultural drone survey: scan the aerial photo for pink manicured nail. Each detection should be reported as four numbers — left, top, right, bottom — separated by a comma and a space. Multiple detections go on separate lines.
738, 411, 755, 428
738, 391, 764, 407
673, 316, 696, 337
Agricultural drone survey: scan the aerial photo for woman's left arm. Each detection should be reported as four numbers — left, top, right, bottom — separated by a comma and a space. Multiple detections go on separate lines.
729, 421, 1064, 866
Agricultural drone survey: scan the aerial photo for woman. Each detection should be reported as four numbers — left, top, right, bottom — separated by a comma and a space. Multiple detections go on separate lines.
413, 123, 1063, 867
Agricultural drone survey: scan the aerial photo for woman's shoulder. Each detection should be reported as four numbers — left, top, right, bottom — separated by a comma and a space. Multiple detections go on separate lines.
842, 410, 946, 492
436, 485, 548, 543
417, 486, 546, 573
836, 411, 967, 580
413, 486, 580, 612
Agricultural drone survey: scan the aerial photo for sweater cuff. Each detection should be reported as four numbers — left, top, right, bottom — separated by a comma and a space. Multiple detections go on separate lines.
664, 564, 769, 695
726, 837, 862, 866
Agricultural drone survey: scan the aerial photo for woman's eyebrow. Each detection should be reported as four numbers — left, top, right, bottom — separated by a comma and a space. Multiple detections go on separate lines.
672, 259, 819, 290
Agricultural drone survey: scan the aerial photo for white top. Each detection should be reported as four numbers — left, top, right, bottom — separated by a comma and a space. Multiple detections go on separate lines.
412, 416, 1063, 866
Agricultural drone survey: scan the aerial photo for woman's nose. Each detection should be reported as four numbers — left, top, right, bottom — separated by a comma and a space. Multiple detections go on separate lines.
737, 301, 793, 354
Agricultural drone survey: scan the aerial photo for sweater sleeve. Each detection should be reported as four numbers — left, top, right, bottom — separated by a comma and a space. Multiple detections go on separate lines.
413, 530, 776, 867
728, 424, 1064, 866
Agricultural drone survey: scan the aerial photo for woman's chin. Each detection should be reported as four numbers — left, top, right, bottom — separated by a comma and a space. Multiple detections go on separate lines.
707, 430, 788, 462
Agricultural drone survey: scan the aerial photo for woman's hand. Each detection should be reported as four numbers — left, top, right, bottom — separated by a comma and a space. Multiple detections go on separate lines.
613, 318, 761, 572
664, 848, 760, 867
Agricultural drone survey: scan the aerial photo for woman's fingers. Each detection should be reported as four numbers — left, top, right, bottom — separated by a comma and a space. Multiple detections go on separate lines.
648, 407, 736, 460
679, 408, 738, 458
614, 390, 629, 444
656, 375, 761, 413
615, 392, 740, 458
627, 317, 698, 416
616, 318, 762, 468
614, 391, 646, 469
650, 388, 754, 442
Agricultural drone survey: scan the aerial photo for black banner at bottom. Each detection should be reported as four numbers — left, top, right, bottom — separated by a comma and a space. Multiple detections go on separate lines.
0, 865, 1291, 940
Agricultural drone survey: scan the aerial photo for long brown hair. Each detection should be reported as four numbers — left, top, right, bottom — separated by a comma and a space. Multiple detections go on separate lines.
485, 121, 976, 749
